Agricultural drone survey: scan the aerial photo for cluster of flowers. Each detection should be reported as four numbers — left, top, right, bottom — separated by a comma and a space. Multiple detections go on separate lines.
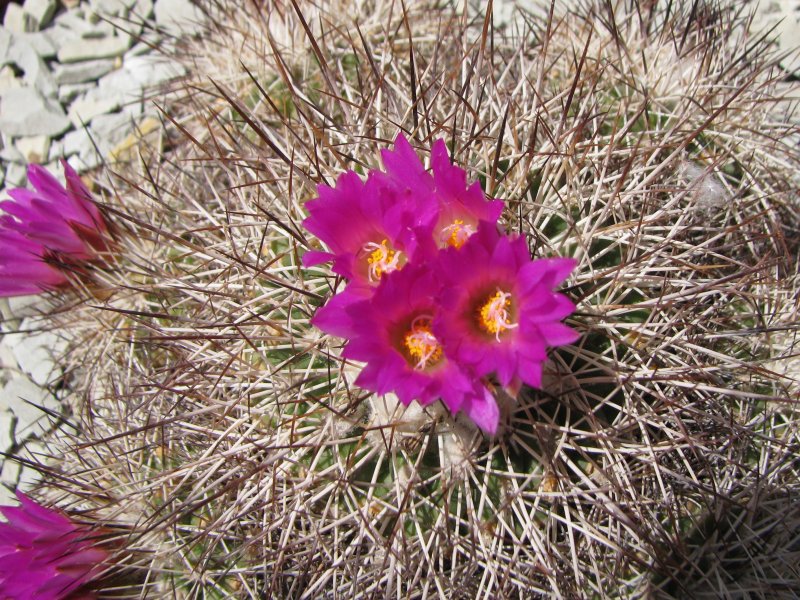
304, 135, 578, 434
0, 492, 108, 599
0, 166, 109, 596
0, 160, 107, 297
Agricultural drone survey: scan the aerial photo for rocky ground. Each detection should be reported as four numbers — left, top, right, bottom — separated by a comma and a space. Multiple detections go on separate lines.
0, 0, 796, 505
0, 0, 204, 504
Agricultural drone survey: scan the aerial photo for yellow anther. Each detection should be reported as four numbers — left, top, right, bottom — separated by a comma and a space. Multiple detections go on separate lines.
478, 290, 518, 341
440, 219, 475, 249
403, 316, 443, 370
363, 239, 402, 282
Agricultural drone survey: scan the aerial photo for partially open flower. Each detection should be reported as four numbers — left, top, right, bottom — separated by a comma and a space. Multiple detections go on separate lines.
0, 160, 108, 297
0, 492, 108, 600
315, 264, 499, 433
379, 135, 503, 249
435, 223, 578, 392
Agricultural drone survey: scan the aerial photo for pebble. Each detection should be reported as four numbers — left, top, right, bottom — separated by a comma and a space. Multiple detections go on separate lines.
0, 66, 22, 94
57, 34, 130, 63
1, 375, 59, 439
23, 0, 59, 31
53, 58, 115, 85
8, 323, 65, 387
57, 80, 94, 103
0, 87, 70, 136
13, 31, 58, 58
0, 409, 13, 454
68, 95, 120, 126
7, 38, 58, 96
4, 163, 27, 187
154, 0, 205, 35
14, 135, 51, 163
3, 5, 31, 34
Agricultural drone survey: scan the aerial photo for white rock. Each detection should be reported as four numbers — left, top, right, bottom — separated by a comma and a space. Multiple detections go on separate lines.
1, 459, 21, 488
57, 81, 94, 103
1, 375, 60, 438
10, 324, 65, 386
124, 53, 186, 87
127, 40, 155, 57
4, 163, 27, 187
119, 98, 143, 117
82, 18, 116, 39
47, 138, 64, 160
0, 66, 22, 94
85, 53, 184, 109
154, 0, 205, 35
90, 110, 131, 144
3, 4, 32, 34
12, 31, 57, 58
0, 27, 11, 62
46, 24, 79, 50
90, 0, 134, 17
16, 463, 43, 491
131, 0, 154, 20
68, 95, 120, 126
0, 483, 17, 507
14, 135, 50, 163
53, 58, 116, 85
7, 38, 57, 97
61, 126, 93, 157
53, 12, 94, 37
0, 87, 70, 136
23, 0, 58, 30
67, 149, 102, 172
0, 408, 13, 454
57, 34, 131, 62
0, 144, 25, 163
0, 339, 20, 374
5, 295, 45, 321
91, 65, 143, 104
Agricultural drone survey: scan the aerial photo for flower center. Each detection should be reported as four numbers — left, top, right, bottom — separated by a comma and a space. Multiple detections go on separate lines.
403, 315, 443, 370
363, 239, 402, 282
440, 219, 475, 249
478, 289, 518, 341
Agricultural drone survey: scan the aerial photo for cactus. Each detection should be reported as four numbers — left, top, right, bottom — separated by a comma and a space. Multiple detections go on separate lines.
21, 0, 800, 597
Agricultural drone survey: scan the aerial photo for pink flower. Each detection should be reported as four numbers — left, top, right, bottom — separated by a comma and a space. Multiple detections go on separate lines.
0, 160, 108, 297
0, 492, 108, 600
379, 135, 503, 249
434, 223, 578, 392
302, 170, 429, 291
315, 264, 500, 433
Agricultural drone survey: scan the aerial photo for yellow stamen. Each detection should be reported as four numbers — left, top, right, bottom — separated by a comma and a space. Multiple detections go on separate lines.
478, 289, 518, 341
440, 219, 475, 249
363, 239, 402, 282
403, 315, 443, 370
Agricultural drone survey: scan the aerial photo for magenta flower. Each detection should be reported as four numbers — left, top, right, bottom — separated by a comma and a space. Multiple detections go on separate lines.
0, 160, 108, 297
315, 264, 500, 433
379, 135, 503, 249
0, 492, 108, 600
435, 223, 578, 392
302, 170, 429, 290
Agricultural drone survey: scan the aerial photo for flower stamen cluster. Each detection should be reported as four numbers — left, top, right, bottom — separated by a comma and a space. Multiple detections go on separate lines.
364, 239, 402, 282
478, 289, 518, 341
403, 315, 443, 370
441, 219, 474, 249
305, 135, 578, 434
